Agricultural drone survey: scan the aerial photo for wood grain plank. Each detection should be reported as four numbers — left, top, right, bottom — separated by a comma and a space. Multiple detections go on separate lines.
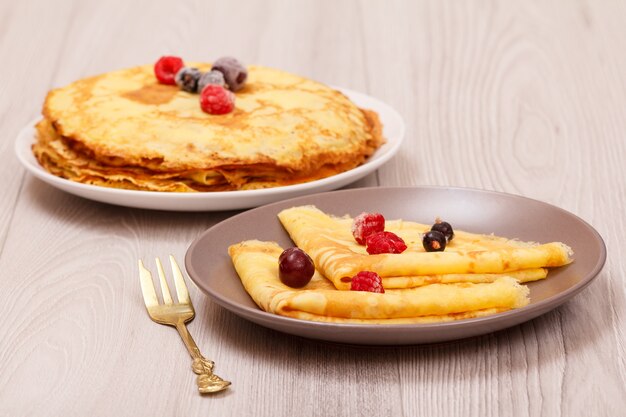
0, 0, 625, 416
0, 0, 79, 256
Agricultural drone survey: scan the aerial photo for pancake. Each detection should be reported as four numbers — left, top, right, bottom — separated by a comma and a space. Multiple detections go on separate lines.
277, 205, 573, 290
228, 240, 529, 323
34, 64, 384, 191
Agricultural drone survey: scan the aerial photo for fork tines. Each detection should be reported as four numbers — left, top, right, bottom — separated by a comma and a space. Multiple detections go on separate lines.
139, 255, 191, 307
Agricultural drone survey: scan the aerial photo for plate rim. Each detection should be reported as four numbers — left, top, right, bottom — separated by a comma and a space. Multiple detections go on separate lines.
185, 185, 607, 342
14, 88, 405, 211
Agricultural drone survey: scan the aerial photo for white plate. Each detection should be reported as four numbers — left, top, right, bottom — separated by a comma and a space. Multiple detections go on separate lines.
15, 88, 404, 211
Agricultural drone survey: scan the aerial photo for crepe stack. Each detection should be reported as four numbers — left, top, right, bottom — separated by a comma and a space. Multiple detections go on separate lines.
228, 205, 573, 324
33, 64, 384, 192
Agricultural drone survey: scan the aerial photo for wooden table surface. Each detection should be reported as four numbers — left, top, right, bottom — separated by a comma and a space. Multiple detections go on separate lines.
1, 0, 625, 416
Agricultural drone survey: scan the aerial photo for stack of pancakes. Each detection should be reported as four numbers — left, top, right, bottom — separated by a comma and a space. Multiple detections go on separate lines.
228, 206, 574, 324
33, 65, 384, 192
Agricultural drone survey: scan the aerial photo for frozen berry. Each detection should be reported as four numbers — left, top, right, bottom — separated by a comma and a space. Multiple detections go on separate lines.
154, 56, 184, 85
278, 248, 315, 288
175, 67, 202, 93
350, 271, 384, 293
431, 218, 454, 242
423, 230, 447, 252
212, 57, 248, 92
365, 231, 407, 255
197, 70, 227, 93
200, 85, 235, 115
351, 212, 385, 245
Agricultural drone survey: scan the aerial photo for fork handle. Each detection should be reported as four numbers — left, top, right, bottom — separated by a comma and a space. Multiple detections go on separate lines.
174, 322, 203, 360
174, 322, 231, 394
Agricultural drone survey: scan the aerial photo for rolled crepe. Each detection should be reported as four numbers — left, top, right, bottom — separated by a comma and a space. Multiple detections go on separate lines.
228, 240, 530, 323
278, 205, 573, 290
381, 268, 547, 289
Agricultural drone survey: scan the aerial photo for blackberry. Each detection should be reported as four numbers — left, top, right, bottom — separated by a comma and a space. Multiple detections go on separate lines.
431, 218, 454, 242
212, 57, 248, 92
174, 67, 201, 93
198, 70, 227, 93
422, 230, 447, 252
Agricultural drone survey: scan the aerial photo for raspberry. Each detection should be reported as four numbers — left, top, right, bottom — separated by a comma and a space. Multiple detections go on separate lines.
351, 212, 385, 245
154, 56, 184, 85
350, 271, 385, 293
365, 231, 407, 255
200, 85, 235, 115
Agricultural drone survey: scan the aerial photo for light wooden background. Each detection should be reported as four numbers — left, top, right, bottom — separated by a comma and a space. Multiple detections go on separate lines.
1, 0, 625, 416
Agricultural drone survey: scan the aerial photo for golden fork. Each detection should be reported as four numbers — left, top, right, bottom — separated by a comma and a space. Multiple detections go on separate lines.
138, 255, 231, 394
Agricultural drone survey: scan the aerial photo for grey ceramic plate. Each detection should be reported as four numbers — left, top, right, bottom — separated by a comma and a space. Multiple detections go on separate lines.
185, 186, 606, 345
